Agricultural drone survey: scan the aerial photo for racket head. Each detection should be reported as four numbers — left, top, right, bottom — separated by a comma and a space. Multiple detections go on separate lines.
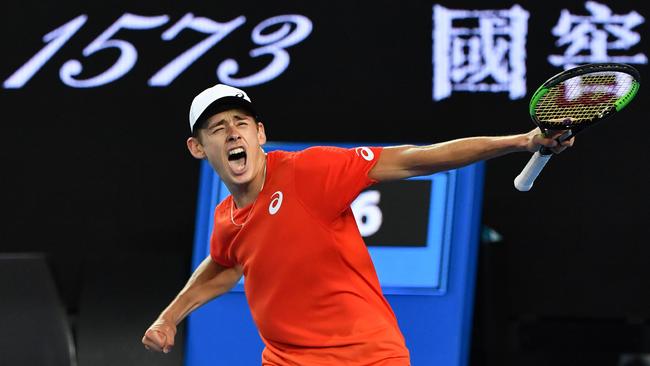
529, 63, 640, 132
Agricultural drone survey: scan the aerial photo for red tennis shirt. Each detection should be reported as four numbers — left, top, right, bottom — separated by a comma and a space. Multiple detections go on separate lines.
210, 146, 410, 365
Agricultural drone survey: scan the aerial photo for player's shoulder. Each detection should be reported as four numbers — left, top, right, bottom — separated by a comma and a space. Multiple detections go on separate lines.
267, 149, 296, 161
295, 145, 348, 160
214, 195, 232, 217
266, 149, 298, 170
296, 145, 382, 163
272, 146, 381, 173
266, 147, 342, 166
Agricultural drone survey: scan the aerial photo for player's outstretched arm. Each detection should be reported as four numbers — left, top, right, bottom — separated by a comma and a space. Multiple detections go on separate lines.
369, 128, 574, 182
142, 256, 243, 353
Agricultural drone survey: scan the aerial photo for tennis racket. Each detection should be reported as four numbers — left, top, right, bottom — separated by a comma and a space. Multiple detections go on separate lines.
514, 63, 640, 191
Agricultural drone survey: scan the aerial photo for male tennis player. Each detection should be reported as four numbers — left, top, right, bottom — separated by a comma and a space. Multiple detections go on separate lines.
142, 84, 573, 365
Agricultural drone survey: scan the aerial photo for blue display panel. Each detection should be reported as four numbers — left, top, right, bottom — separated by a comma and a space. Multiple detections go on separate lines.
186, 141, 485, 366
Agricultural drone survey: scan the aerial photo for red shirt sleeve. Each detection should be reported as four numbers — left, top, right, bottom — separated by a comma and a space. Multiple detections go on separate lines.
209, 200, 237, 268
210, 236, 236, 267
294, 146, 383, 222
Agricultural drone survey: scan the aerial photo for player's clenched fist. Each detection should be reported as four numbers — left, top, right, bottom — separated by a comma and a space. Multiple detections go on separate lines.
142, 318, 177, 353
525, 128, 575, 154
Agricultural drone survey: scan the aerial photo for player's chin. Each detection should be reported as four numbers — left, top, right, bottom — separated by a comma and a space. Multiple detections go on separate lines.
228, 169, 255, 185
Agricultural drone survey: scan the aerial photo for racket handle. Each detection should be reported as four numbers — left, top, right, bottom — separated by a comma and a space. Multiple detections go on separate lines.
514, 151, 552, 191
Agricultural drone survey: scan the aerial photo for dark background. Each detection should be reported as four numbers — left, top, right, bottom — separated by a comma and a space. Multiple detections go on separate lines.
1, 1, 648, 365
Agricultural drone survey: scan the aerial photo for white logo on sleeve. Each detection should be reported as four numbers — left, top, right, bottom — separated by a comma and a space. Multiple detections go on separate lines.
355, 147, 374, 161
269, 191, 283, 215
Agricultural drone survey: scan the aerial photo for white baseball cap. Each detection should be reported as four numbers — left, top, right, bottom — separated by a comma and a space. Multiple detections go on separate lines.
188, 84, 258, 133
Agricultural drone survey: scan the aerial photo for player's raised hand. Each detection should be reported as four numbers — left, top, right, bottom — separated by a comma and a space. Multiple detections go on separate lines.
525, 128, 575, 154
142, 318, 177, 353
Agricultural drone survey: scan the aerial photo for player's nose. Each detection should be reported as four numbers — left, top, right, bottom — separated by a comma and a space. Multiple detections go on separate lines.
226, 129, 241, 142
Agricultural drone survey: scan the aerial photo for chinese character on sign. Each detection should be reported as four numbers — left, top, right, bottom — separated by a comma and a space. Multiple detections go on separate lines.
432, 4, 529, 101
548, 1, 648, 69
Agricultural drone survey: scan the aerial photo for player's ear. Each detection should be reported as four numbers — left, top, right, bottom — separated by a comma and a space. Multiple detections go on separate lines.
257, 122, 267, 145
187, 136, 206, 159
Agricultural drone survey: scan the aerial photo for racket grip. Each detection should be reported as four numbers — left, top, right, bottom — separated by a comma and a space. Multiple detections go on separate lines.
514, 151, 552, 191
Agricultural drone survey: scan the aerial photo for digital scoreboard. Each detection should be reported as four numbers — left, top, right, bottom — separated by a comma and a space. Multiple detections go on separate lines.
188, 141, 485, 366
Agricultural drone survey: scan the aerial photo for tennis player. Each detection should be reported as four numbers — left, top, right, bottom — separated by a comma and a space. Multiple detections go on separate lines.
142, 84, 574, 365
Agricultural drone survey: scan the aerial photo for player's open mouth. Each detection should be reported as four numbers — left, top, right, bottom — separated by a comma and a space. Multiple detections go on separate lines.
227, 147, 247, 174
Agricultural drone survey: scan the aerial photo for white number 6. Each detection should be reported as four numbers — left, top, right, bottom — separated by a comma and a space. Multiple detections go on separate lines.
351, 190, 383, 237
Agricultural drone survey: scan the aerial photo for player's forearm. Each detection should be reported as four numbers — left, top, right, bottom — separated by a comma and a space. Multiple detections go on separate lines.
372, 134, 528, 181
158, 256, 242, 325
412, 134, 528, 172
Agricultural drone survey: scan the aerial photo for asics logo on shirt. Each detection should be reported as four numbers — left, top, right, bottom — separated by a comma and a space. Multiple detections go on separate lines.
269, 191, 283, 215
355, 147, 374, 161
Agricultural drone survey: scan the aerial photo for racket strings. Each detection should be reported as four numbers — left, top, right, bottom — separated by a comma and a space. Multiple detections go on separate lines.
535, 72, 634, 127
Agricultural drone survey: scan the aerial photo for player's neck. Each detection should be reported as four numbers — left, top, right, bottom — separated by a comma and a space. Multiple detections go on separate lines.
229, 156, 267, 209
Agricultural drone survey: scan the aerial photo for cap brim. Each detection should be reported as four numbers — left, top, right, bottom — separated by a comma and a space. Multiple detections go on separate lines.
195, 96, 259, 131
